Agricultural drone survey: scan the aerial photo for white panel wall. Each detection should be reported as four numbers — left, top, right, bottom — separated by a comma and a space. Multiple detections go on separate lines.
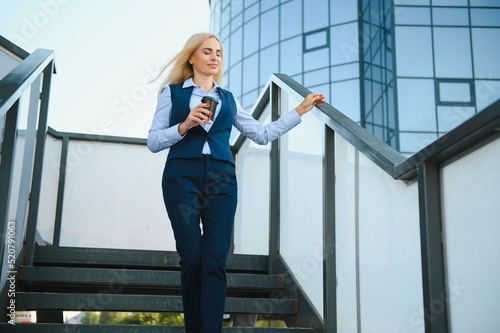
357, 149, 423, 333
335, 133, 424, 333
441, 135, 500, 333
335, 135, 359, 332
280, 95, 325, 319
36, 136, 61, 244
37, 138, 175, 250
234, 139, 271, 255
0, 48, 21, 80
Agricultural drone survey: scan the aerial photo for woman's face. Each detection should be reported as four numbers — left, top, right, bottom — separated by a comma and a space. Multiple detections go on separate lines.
190, 37, 222, 78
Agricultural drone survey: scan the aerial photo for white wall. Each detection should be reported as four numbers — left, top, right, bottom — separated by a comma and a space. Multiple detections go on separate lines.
441, 134, 500, 333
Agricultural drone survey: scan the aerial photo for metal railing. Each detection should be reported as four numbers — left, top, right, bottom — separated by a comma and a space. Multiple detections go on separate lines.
232, 74, 500, 333
0, 48, 55, 311
1, 58, 499, 331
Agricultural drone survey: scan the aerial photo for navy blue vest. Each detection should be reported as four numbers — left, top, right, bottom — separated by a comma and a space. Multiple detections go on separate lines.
167, 84, 237, 164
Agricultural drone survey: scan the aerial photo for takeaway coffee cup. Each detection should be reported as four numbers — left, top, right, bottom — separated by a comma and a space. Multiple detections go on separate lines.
201, 96, 218, 123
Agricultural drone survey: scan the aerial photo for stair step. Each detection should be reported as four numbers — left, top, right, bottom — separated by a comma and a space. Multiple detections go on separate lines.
16, 292, 298, 315
33, 246, 268, 272
0, 323, 313, 333
18, 266, 284, 291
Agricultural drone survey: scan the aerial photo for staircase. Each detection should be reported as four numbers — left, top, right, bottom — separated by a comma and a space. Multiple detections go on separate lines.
0, 246, 313, 332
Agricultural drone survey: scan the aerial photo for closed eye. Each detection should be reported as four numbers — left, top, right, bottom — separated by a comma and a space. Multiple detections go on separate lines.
202, 48, 222, 57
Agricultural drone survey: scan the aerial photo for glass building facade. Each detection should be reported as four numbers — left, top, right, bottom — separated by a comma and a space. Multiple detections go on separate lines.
210, 0, 500, 155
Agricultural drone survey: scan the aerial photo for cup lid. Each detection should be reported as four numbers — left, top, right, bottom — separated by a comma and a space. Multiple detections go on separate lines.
201, 96, 218, 103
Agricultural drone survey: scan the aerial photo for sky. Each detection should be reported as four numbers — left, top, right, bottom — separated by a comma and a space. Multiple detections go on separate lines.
0, 0, 211, 138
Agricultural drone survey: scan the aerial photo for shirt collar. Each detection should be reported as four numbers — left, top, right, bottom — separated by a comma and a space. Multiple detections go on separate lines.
182, 77, 220, 90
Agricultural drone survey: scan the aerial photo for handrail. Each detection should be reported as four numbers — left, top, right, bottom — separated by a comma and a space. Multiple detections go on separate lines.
231, 73, 500, 333
0, 49, 54, 117
232, 74, 500, 181
0, 35, 30, 60
0, 47, 55, 322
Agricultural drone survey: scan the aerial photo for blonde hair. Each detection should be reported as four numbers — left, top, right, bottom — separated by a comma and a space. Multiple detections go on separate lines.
157, 33, 224, 91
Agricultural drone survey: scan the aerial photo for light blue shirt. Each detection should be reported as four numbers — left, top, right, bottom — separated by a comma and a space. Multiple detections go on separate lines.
147, 78, 302, 154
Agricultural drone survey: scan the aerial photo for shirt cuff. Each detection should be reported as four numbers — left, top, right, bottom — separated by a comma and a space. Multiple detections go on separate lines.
174, 123, 187, 139
285, 109, 303, 128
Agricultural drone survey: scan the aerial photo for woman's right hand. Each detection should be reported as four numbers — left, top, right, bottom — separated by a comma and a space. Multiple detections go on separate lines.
178, 103, 212, 135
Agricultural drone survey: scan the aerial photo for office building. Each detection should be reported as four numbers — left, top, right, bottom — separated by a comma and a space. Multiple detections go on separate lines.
210, 0, 500, 155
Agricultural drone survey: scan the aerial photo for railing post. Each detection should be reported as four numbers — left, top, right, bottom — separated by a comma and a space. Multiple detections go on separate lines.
52, 135, 69, 246
323, 125, 336, 332
268, 82, 281, 274
13, 77, 42, 248
418, 162, 449, 333
0, 101, 20, 274
24, 61, 54, 266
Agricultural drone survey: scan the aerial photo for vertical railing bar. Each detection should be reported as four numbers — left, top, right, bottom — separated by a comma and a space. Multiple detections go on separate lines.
15, 77, 41, 239
354, 149, 361, 333
323, 125, 336, 332
25, 61, 54, 266
0, 101, 20, 279
268, 81, 281, 274
417, 162, 449, 333
52, 135, 69, 246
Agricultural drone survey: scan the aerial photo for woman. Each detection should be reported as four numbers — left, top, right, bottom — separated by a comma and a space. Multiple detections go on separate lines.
147, 32, 325, 333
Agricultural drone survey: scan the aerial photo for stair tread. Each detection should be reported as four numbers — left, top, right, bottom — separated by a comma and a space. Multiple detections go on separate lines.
15, 292, 298, 315
19, 266, 284, 290
0, 323, 313, 333
34, 246, 268, 272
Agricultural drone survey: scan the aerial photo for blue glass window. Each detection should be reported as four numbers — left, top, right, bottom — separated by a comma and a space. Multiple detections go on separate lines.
395, 27, 434, 77
434, 28, 472, 78
261, 7, 279, 48
231, 1, 243, 18
243, 54, 259, 94
331, 0, 358, 25
395, 0, 429, 5
229, 27, 242, 67
331, 23, 359, 65
304, 48, 329, 71
304, 28, 329, 52
433, 8, 469, 26
231, 13, 243, 31
399, 132, 437, 154
304, 68, 329, 87
259, 45, 279, 86
437, 80, 474, 105
280, 0, 302, 40
241, 89, 260, 110
433, 0, 468, 5
261, 0, 279, 12
244, 18, 259, 56
221, 4, 230, 29
331, 63, 360, 81
244, 2, 259, 22
229, 62, 242, 98
437, 106, 475, 132
470, 0, 500, 6
331, 80, 361, 122
280, 37, 302, 76
304, 0, 329, 32
398, 79, 436, 131
244, 0, 258, 9
395, 7, 431, 25
471, 9, 500, 27
472, 28, 500, 79
475, 80, 500, 111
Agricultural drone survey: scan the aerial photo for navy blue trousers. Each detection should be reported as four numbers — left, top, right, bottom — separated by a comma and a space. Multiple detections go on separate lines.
162, 156, 237, 333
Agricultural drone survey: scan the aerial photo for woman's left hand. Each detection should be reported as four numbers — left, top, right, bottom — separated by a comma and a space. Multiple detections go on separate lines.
295, 93, 326, 116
